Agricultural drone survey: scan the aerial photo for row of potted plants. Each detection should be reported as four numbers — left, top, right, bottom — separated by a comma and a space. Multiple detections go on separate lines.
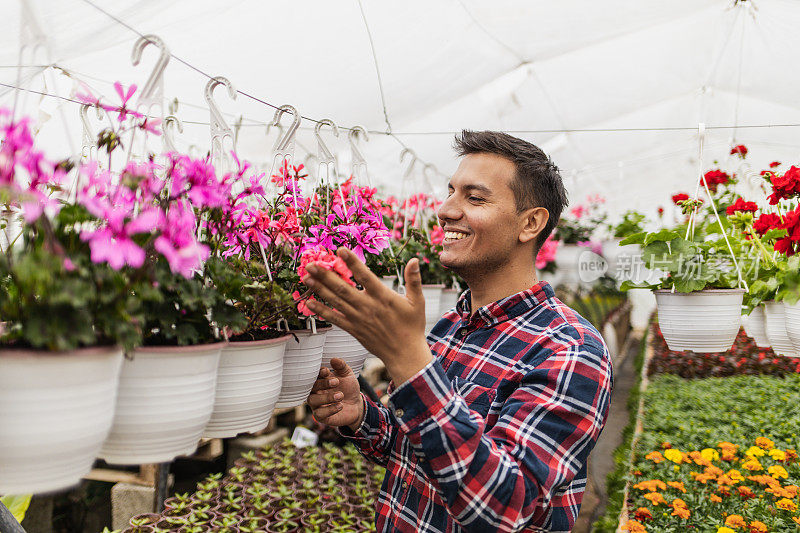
0, 82, 463, 495
618, 145, 800, 355
112, 439, 384, 533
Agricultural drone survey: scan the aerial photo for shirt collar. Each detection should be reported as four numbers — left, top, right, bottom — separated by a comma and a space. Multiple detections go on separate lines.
455, 281, 555, 327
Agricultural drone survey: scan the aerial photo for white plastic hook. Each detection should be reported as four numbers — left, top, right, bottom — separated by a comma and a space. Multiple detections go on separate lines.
400, 148, 418, 178
205, 76, 237, 165
423, 163, 438, 188
162, 115, 183, 153
315, 119, 339, 164
272, 105, 301, 154
131, 34, 170, 111
349, 126, 370, 185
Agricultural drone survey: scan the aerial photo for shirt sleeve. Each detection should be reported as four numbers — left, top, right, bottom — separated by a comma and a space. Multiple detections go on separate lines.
388, 339, 613, 532
337, 392, 399, 467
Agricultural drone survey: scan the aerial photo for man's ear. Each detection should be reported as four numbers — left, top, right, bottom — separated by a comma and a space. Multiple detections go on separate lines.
519, 207, 549, 244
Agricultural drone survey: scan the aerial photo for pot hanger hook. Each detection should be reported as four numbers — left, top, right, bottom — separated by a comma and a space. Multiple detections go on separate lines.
131, 34, 170, 110
400, 148, 418, 178
349, 126, 369, 168
272, 104, 301, 154
315, 119, 339, 164
163, 115, 183, 153
205, 76, 237, 158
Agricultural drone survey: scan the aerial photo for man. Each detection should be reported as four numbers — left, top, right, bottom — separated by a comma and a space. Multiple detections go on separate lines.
302, 130, 613, 532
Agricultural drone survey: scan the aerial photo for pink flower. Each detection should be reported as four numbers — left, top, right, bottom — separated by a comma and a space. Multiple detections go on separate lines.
292, 290, 316, 317
570, 205, 586, 219
106, 82, 141, 122
536, 235, 559, 270
430, 225, 444, 245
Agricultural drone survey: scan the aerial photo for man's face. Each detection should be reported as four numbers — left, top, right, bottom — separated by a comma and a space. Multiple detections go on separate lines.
437, 153, 526, 277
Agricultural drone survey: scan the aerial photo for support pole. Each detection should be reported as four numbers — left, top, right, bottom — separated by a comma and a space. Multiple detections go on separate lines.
0, 500, 27, 533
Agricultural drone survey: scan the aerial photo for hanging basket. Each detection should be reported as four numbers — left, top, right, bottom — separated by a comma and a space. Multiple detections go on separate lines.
98, 342, 224, 465
203, 335, 291, 439
321, 326, 369, 377
275, 328, 329, 409
763, 301, 797, 357
438, 288, 461, 316
654, 289, 744, 353
422, 284, 444, 333
0, 346, 123, 493
784, 301, 800, 355
741, 306, 770, 348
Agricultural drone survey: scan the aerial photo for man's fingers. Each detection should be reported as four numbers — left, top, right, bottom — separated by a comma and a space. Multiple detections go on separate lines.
304, 264, 363, 312
337, 247, 384, 294
330, 357, 354, 378
310, 374, 339, 393
403, 258, 425, 308
306, 300, 352, 330
311, 402, 344, 421
307, 390, 345, 408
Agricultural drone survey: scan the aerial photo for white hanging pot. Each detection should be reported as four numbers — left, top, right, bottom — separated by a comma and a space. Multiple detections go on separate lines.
99, 342, 224, 465
654, 289, 745, 353
379, 275, 397, 291
322, 326, 369, 377
780, 302, 800, 357
742, 306, 770, 348
275, 328, 329, 409
422, 284, 444, 333
764, 301, 797, 357
439, 287, 461, 316
0, 346, 123, 493
601, 238, 623, 279
203, 335, 291, 439
554, 244, 585, 287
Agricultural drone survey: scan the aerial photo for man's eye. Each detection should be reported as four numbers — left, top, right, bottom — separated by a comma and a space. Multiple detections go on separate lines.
469, 196, 484, 202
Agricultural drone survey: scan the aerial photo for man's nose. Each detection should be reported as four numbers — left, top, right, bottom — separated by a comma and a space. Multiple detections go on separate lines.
437, 195, 461, 224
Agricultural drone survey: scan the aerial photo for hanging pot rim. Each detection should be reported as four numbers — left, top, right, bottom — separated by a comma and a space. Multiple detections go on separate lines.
0, 344, 121, 359
226, 334, 293, 347
135, 341, 227, 354
653, 288, 746, 295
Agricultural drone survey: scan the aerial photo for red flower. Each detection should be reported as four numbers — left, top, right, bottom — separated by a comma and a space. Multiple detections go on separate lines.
753, 213, 781, 236
726, 197, 758, 215
730, 144, 748, 157
702, 169, 731, 192
768, 165, 800, 205
657, 206, 664, 216
770, 161, 782, 168
671, 193, 689, 204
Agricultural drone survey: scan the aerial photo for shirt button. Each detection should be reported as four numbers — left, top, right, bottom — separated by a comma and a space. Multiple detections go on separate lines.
459, 327, 468, 337
402, 481, 408, 489
395, 408, 404, 418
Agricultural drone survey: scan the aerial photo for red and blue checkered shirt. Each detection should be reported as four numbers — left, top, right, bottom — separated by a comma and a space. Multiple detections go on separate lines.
341, 282, 613, 532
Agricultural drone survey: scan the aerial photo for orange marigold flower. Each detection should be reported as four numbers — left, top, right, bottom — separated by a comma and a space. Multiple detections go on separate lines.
689, 451, 712, 467
725, 515, 747, 528
716, 474, 736, 486
776, 498, 798, 512
706, 465, 724, 477
718, 485, 732, 497
633, 469, 643, 477
671, 506, 690, 519
782, 485, 799, 498
742, 458, 762, 471
643, 492, 667, 506
661, 442, 672, 449
695, 473, 716, 484
633, 480, 667, 492
667, 481, 686, 493
718, 441, 738, 451
721, 450, 737, 461
748, 521, 767, 533
645, 451, 664, 464
622, 519, 647, 532
737, 486, 755, 499
671, 498, 688, 508
756, 437, 775, 450
710, 494, 723, 503
793, 516, 800, 525
728, 469, 744, 482
785, 449, 798, 461
633, 507, 653, 521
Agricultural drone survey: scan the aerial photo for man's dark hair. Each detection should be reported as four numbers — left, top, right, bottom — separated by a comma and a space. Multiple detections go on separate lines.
453, 130, 568, 249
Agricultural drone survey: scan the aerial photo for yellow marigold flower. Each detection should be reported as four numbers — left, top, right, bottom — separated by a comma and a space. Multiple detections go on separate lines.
643, 492, 667, 506
710, 494, 723, 503
742, 458, 762, 471
667, 481, 686, 493
664, 449, 684, 464
725, 515, 747, 528
689, 450, 711, 467
671, 506, 690, 519
769, 449, 786, 461
756, 437, 774, 450
621, 519, 647, 532
717, 527, 736, 533
645, 451, 664, 464
746, 446, 766, 458
776, 497, 798, 512
701, 448, 720, 462
749, 520, 767, 533
727, 469, 744, 482
768, 465, 788, 479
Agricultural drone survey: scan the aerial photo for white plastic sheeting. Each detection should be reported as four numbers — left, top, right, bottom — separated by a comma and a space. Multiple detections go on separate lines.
1, 0, 798, 219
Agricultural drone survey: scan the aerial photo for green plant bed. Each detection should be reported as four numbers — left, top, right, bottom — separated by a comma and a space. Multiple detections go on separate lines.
108, 439, 385, 533
598, 373, 800, 532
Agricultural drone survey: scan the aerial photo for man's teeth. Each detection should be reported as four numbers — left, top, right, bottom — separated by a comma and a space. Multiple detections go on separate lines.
444, 231, 468, 240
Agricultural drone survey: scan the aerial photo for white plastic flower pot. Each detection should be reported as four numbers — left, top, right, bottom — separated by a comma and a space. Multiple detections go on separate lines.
439, 288, 461, 316
555, 244, 585, 287
379, 275, 397, 291
742, 306, 770, 348
601, 238, 623, 278
654, 289, 744, 353
99, 342, 224, 465
778, 302, 800, 357
0, 346, 123, 493
763, 301, 797, 357
321, 325, 369, 377
422, 284, 444, 333
275, 328, 329, 409
203, 335, 291, 439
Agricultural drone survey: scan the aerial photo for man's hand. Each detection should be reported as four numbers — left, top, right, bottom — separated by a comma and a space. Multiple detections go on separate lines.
307, 358, 363, 430
303, 248, 433, 386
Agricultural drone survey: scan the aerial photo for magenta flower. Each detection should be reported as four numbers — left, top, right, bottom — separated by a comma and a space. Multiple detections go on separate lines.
106, 82, 142, 122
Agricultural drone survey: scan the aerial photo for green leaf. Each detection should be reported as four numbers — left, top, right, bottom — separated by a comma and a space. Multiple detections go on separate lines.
619, 231, 647, 246
643, 229, 680, 246
0, 494, 32, 523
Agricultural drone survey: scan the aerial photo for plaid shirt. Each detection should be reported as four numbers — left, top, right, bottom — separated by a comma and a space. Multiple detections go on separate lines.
341, 282, 613, 532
